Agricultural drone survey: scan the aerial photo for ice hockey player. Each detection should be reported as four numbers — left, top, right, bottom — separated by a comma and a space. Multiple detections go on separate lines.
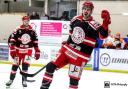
6, 16, 40, 88
40, 1, 111, 89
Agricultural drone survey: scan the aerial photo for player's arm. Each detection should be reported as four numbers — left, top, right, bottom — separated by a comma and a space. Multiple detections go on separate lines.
98, 10, 111, 39
8, 30, 18, 59
64, 16, 78, 44
32, 30, 40, 60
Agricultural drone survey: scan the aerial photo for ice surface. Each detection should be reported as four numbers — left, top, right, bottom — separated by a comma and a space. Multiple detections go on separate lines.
0, 64, 128, 89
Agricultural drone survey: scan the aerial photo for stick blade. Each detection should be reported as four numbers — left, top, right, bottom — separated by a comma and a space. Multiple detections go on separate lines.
26, 79, 36, 82
20, 71, 35, 77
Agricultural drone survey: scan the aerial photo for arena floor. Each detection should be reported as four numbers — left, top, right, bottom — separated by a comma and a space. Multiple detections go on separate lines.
0, 64, 128, 89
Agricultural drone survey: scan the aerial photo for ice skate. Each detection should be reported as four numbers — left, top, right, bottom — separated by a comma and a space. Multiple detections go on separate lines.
6, 80, 13, 88
22, 80, 27, 87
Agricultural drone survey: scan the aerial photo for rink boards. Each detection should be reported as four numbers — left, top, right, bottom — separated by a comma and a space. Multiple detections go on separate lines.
1, 43, 128, 74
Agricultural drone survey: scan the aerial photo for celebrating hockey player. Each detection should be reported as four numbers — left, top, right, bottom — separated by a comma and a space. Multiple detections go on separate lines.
40, 1, 111, 89
6, 16, 40, 88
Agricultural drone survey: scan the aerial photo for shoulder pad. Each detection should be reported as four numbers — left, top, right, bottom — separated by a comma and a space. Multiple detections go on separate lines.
88, 20, 101, 30
71, 15, 83, 23
28, 25, 33, 29
29, 28, 36, 33
12, 26, 20, 33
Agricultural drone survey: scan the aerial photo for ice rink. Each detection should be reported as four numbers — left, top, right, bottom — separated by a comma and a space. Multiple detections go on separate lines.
0, 64, 128, 89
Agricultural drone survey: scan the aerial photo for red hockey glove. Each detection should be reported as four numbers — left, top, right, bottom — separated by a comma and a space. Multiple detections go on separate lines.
10, 46, 16, 59
34, 47, 40, 60
101, 10, 111, 30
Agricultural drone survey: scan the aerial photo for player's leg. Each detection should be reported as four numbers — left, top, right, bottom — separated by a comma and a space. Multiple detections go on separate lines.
6, 64, 18, 86
6, 56, 20, 87
22, 63, 29, 87
69, 78, 79, 89
40, 48, 68, 89
40, 62, 57, 89
68, 60, 87, 89
63, 45, 89, 89
22, 55, 30, 87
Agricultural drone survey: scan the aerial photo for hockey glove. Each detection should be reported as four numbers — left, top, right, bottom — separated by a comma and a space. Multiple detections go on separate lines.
10, 46, 16, 59
34, 47, 40, 60
101, 10, 111, 30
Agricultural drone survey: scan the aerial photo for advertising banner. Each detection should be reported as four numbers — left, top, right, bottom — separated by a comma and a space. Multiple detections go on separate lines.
40, 22, 62, 37
93, 48, 100, 71
30, 20, 70, 45
98, 48, 128, 71
30, 45, 61, 64
0, 43, 9, 61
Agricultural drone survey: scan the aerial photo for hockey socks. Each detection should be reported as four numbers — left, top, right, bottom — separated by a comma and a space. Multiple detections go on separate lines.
69, 78, 79, 89
6, 65, 18, 87
40, 72, 53, 89
40, 62, 57, 89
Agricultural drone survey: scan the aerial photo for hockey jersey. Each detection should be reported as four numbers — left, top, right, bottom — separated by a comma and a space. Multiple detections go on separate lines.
8, 25, 39, 49
66, 15, 108, 55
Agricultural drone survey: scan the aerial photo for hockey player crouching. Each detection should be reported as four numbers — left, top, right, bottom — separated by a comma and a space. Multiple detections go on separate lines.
40, 1, 111, 89
6, 16, 40, 88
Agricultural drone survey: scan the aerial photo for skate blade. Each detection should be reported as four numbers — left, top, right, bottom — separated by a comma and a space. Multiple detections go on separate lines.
6, 86, 10, 89
22, 85, 27, 89
22, 85, 27, 88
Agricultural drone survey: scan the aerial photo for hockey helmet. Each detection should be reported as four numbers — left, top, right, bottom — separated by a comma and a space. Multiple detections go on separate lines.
82, 1, 94, 10
22, 16, 30, 21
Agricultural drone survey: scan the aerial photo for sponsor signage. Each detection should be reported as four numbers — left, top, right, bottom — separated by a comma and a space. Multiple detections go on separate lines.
0, 43, 9, 61
93, 48, 100, 71
99, 48, 128, 71
30, 45, 61, 64
30, 20, 70, 45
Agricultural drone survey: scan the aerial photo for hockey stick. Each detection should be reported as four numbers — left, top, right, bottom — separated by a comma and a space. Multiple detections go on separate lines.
20, 65, 46, 77
13, 56, 36, 82
18, 66, 36, 82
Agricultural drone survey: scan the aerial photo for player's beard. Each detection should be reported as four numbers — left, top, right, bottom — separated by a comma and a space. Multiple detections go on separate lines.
23, 22, 29, 27
23, 20, 29, 27
23, 24, 29, 28
83, 13, 91, 20
82, 9, 92, 20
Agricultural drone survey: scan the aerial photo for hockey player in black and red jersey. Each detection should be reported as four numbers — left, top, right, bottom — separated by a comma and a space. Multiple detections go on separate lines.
40, 1, 111, 89
6, 16, 40, 88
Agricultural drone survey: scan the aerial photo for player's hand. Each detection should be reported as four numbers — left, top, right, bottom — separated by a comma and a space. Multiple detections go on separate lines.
101, 10, 111, 25
34, 47, 40, 60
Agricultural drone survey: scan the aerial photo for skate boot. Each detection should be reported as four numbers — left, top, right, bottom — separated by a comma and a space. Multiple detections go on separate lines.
6, 80, 13, 87
22, 80, 27, 87
40, 85, 49, 89
40, 82, 50, 89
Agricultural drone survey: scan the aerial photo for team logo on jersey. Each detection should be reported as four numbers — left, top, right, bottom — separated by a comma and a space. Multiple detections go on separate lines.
20, 34, 31, 44
71, 27, 85, 44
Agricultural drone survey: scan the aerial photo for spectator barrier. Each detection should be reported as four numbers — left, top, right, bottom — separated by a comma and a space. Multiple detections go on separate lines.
1, 20, 128, 74
1, 43, 128, 74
